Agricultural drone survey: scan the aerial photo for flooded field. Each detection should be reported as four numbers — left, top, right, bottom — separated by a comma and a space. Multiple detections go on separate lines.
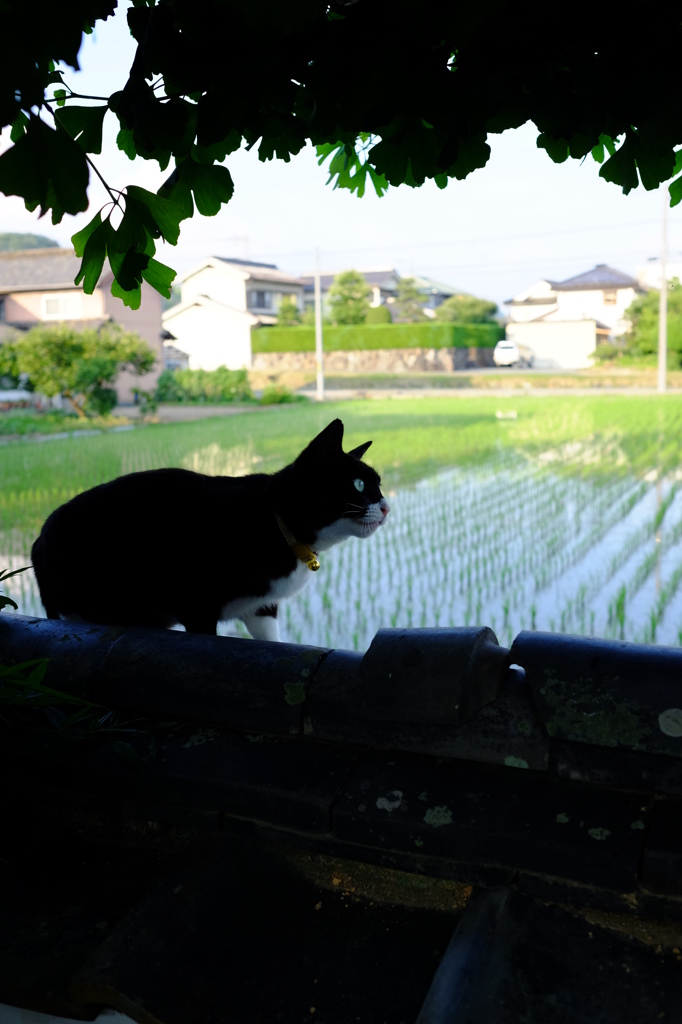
5, 438, 682, 651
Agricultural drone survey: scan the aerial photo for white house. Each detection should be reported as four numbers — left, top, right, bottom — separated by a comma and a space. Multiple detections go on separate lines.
505, 265, 642, 369
637, 255, 682, 290
162, 257, 307, 370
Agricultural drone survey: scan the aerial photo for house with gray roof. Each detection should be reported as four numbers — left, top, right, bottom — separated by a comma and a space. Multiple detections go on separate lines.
0, 247, 164, 402
299, 267, 464, 317
505, 264, 643, 369
300, 267, 401, 312
162, 257, 306, 370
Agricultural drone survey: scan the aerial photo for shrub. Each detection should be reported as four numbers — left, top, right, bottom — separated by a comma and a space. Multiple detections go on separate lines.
435, 294, 499, 323
259, 384, 307, 404
155, 366, 253, 403
0, 322, 155, 417
252, 322, 503, 353
365, 304, 392, 324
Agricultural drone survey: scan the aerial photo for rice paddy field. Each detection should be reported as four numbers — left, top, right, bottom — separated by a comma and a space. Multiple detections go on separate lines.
3, 394, 682, 651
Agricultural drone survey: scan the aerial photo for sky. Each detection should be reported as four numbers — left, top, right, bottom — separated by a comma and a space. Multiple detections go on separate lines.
1, 4, 681, 311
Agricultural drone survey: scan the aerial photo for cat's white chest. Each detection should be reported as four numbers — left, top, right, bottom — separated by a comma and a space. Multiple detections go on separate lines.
264, 559, 313, 602
219, 559, 313, 625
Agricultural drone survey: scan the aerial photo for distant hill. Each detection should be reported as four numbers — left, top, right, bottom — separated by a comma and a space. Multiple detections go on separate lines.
0, 233, 60, 252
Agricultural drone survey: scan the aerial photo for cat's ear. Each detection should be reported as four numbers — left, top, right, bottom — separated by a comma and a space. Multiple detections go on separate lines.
348, 440, 372, 461
299, 419, 344, 459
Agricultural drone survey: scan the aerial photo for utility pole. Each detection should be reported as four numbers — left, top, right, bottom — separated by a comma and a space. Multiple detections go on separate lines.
658, 190, 668, 395
314, 247, 325, 402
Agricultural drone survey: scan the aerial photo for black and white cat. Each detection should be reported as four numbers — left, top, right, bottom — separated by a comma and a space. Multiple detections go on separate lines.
31, 418, 389, 640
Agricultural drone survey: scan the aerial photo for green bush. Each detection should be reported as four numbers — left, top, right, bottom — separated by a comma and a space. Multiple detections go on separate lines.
252, 322, 503, 353
365, 304, 392, 324
259, 384, 307, 404
155, 366, 253, 403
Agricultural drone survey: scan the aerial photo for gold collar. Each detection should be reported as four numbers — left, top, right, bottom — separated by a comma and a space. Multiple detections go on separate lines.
275, 513, 320, 571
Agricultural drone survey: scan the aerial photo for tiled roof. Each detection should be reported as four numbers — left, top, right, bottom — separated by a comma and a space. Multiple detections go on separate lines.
410, 274, 464, 297
301, 268, 400, 292
0, 248, 81, 292
214, 258, 306, 287
553, 265, 639, 291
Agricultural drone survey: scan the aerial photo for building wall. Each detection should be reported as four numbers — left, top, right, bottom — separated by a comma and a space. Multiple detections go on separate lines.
637, 260, 682, 290
5, 289, 105, 323
163, 303, 253, 370
553, 287, 637, 334
102, 281, 164, 404
506, 320, 597, 369
181, 265, 247, 311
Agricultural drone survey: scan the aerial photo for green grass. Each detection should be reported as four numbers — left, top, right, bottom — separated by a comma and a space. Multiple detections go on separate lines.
2, 395, 682, 538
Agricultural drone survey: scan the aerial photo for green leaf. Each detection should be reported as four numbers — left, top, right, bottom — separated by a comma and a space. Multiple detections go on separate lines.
74, 217, 113, 293
54, 89, 67, 107
141, 257, 175, 298
126, 185, 183, 245
10, 112, 28, 143
599, 137, 639, 194
107, 243, 149, 294
158, 157, 234, 218
0, 117, 89, 224
188, 160, 234, 216
55, 105, 108, 154
0, 565, 30, 583
537, 133, 569, 163
111, 274, 142, 310
71, 209, 102, 258
669, 174, 682, 208
117, 127, 137, 160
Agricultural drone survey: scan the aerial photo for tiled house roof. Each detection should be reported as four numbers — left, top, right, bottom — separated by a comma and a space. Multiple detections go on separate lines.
551, 265, 640, 291
0, 248, 81, 293
214, 258, 306, 288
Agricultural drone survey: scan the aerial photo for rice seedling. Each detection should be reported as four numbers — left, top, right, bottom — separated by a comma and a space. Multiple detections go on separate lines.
5, 395, 682, 649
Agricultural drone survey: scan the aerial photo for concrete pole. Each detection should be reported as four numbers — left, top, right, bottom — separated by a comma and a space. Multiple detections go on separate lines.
314, 247, 325, 402
658, 190, 668, 394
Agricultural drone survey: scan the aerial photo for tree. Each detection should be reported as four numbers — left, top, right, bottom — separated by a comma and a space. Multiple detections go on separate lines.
2, 1, 682, 308
276, 296, 302, 326
393, 278, 427, 322
435, 294, 499, 324
0, 233, 59, 251
618, 279, 682, 365
0, 322, 155, 416
327, 271, 371, 325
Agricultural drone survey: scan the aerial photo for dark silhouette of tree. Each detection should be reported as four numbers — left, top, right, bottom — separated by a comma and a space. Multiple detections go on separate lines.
2, 0, 680, 306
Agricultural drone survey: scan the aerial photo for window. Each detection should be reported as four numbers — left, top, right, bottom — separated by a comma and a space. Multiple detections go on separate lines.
0, 297, 5, 322
251, 290, 272, 309
603, 290, 617, 305
41, 293, 83, 319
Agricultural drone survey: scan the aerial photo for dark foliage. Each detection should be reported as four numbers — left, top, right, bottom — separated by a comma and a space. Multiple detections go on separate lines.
2, 0, 681, 306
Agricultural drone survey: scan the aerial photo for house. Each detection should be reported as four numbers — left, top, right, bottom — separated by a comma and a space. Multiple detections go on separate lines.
637, 255, 682, 290
408, 274, 465, 312
300, 267, 401, 312
300, 267, 466, 318
505, 265, 642, 369
162, 257, 307, 370
0, 247, 164, 402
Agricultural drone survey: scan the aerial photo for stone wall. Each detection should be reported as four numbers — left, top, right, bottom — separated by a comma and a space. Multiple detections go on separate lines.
251, 346, 496, 373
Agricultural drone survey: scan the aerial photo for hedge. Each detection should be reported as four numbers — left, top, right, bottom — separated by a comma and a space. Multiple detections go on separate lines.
251, 322, 504, 353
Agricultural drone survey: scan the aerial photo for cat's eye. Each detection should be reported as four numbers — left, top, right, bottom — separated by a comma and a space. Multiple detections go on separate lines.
353, 478, 365, 492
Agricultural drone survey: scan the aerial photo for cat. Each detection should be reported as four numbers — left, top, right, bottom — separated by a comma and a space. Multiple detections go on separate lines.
31, 418, 389, 641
